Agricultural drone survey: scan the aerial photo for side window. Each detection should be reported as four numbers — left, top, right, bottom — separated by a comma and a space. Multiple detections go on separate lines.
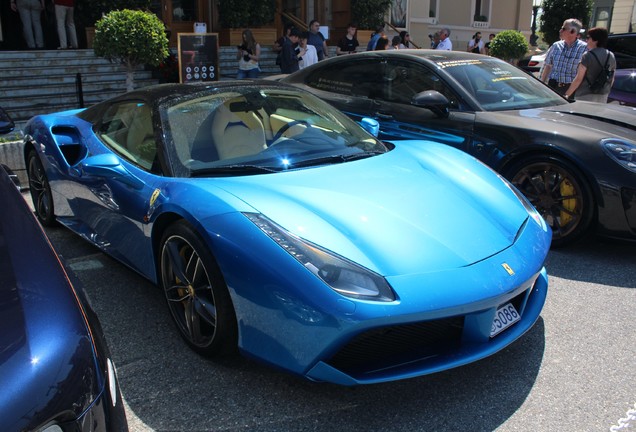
383, 60, 461, 108
98, 101, 156, 170
305, 59, 385, 98
608, 36, 636, 69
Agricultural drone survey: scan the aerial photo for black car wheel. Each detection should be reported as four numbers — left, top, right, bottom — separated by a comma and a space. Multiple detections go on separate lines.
27, 150, 56, 226
159, 221, 237, 356
508, 156, 594, 247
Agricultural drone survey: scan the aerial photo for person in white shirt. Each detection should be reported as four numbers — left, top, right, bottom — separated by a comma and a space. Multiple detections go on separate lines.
298, 31, 318, 69
467, 32, 484, 54
435, 27, 452, 50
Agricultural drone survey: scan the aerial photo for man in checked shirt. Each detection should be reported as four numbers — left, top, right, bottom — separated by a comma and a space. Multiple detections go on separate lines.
540, 18, 587, 97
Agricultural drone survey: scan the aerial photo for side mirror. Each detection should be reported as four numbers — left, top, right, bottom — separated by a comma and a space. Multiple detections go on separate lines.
360, 118, 380, 137
81, 153, 144, 189
411, 90, 450, 119
0, 107, 15, 135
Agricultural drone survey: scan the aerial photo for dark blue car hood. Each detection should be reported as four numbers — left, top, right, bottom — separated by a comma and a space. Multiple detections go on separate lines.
0, 169, 100, 430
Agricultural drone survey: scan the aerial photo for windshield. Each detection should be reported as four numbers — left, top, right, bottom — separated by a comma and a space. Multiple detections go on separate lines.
162, 87, 387, 176
434, 57, 568, 111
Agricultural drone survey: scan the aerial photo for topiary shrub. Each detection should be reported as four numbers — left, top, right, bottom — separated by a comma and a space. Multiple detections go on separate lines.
93, 9, 169, 91
488, 30, 530, 64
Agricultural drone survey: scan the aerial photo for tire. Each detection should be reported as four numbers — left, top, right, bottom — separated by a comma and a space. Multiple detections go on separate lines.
507, 155, 594, 247
27, 150, 56, 226
159, 220, 237, 356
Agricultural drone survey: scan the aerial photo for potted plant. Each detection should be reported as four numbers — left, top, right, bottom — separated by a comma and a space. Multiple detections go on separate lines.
218, 0, 276, 45
93, 9, 169, 91
488, 30, 530, 65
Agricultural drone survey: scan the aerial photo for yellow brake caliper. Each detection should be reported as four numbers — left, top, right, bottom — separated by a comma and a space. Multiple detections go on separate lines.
560, 178, 575, 226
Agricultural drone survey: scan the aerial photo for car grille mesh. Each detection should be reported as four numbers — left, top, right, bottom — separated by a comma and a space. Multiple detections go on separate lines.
326, 316, 464, 375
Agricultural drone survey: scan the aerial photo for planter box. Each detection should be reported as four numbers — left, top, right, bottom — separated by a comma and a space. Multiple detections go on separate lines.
219, 28, 277, 46
85, 27, 95, 48
0, 140, 27, 187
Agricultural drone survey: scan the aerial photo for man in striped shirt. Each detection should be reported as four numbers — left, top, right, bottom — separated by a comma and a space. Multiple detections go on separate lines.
540, 19, 587, 97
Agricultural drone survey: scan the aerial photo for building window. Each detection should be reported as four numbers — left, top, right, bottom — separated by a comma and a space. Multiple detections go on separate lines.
594, 8, 611, 29
429, 0, 437, 18
473, 0, 490, 21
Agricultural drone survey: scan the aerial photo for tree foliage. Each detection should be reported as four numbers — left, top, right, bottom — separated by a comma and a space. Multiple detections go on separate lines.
75, 0, 150, 27
539, 0, 593, 45
352, 0, 393, 30
218, 0, 275, 28
488, 30, 530, 62
93, 9, 169, 91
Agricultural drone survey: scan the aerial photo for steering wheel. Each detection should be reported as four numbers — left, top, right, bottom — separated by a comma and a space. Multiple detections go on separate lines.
271, 120, 311, 144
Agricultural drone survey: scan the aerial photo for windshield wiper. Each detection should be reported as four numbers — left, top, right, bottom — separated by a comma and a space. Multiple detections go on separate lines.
290, 151, 385, 168
190, 164, 282, 176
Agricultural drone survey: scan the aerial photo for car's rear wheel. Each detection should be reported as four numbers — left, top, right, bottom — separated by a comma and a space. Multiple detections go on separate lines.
508, 156, 594, 247
159, 221, 237, 356
27, 150, 56, 226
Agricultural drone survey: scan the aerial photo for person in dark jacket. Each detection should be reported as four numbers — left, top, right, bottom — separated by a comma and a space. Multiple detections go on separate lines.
280, 27, 301, 74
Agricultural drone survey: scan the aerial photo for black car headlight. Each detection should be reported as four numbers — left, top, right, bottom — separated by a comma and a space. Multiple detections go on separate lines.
602, 139, 636, 173
244, 213, 395, 302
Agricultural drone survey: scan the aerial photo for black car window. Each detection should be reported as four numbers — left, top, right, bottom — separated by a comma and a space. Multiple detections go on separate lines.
608, 35, 636, 69
382, 59, 462, 108
305, 59, 387, 98
97, 101, 157, 171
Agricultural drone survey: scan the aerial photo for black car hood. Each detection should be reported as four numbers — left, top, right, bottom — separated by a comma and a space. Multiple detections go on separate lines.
536, 101, 636, 140
474, 101, 636, 144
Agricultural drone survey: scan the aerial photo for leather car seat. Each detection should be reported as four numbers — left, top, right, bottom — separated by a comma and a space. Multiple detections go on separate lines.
210, 104, 266, 160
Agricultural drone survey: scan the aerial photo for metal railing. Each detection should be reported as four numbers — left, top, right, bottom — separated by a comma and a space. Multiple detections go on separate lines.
384, 21, 421, 49
75, 72, 84, 108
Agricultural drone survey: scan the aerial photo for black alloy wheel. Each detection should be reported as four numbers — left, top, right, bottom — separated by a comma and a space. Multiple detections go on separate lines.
509, 156, 594, 247
159, 220, 237, 356
27, 150, 56, 226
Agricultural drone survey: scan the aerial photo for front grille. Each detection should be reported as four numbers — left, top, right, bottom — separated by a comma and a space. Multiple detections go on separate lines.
326, 316, 464, 375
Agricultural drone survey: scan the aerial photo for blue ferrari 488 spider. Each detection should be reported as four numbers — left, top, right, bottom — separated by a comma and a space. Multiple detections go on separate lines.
23, 82, 550, 385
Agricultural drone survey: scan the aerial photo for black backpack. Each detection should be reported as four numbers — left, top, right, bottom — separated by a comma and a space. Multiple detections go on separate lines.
586, 50, 614, 93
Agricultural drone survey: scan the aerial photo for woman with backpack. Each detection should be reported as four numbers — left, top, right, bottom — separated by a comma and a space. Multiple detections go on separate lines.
564, 27, 616, 102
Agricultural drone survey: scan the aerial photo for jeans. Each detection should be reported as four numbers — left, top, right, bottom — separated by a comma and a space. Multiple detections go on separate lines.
16, 0, 44, 48
237, 68, 260, 79
55, 4, 78, 48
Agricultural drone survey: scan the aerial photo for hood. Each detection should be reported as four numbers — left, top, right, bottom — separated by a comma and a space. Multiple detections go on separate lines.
532, 101, 636, 140
212, 142, 531, 276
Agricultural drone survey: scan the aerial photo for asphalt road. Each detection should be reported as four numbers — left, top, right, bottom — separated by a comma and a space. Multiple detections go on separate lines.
40, 217, 635, 432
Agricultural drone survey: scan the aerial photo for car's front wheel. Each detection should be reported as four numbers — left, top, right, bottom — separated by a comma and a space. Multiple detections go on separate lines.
27, 150, 56, 226
159, 221, 237, 356
508, 155, 594, 247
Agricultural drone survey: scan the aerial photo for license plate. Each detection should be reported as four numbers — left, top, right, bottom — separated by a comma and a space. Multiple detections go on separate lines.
490, 302, 521, 337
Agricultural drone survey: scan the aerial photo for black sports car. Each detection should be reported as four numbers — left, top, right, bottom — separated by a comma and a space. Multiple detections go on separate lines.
281, 50, 636, 246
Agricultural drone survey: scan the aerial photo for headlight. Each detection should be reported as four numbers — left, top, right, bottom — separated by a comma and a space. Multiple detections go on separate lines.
602, 139, 636, 173
244, 213, 395, 302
